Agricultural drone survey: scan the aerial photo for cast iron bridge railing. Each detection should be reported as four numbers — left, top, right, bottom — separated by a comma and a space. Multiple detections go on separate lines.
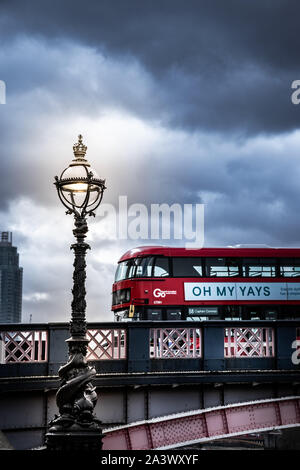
0, 320, 299, 377
0, 325, 284, 363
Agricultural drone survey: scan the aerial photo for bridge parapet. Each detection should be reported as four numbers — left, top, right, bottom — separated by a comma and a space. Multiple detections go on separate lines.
0, 320, 299, 379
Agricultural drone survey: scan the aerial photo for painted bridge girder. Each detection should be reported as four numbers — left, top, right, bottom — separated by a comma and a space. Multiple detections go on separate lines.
102, 396, 300, 450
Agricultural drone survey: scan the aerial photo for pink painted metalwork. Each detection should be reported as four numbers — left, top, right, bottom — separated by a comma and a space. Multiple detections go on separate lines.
150, 328, 201, 359
224, 327, 274, 358
102, 396, 300, 450
86, 329, 126, 360
4, 330, 48, 363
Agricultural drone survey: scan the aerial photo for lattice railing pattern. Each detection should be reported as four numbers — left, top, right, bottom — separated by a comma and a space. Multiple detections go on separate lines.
224, 327, 274, 358
3, 331, 48, 362
86, 329, 126, 360
150, 328, 202, 358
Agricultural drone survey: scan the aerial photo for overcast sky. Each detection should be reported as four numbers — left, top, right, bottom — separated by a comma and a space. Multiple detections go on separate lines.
1, 0, 300, 323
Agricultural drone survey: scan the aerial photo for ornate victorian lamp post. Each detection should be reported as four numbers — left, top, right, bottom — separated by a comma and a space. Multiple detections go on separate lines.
46, 135, 106, 451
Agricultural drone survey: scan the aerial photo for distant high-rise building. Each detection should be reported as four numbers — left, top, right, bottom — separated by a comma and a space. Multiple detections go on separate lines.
0, 232, 23, 323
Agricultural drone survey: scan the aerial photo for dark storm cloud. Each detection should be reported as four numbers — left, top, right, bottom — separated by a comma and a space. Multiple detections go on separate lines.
0, 37, 158, 210
1, 0, 300, 135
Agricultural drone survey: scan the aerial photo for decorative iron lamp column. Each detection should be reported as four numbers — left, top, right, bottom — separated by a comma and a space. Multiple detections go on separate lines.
46, 135, 106, 451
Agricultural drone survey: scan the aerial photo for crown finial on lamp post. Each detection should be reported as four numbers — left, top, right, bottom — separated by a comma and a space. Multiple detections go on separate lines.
73, 134, 88, 160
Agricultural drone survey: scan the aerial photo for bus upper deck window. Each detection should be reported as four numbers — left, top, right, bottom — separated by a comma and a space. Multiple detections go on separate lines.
242, 258, 276, 277
173, 257, 203, 277
153, 257, 170, 277
115, 258, 142, 281
135, 257, 154, 277
205, 258, 239, 277
115, 260, 131, 281
127, 259, 138, 278
280, 258, 300, 277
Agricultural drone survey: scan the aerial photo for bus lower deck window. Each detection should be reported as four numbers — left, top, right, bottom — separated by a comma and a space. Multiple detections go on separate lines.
147, 309, 163, 320
166, 309, 182, 320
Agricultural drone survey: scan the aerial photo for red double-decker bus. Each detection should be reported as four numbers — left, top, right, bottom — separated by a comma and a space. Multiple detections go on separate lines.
112, 246, 300, 322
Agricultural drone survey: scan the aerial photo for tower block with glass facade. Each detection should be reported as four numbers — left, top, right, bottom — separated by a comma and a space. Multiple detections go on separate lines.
0, 232, 23, 323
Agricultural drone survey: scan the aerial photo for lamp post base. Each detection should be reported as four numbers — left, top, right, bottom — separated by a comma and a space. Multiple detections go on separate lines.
45, 428, 103, 452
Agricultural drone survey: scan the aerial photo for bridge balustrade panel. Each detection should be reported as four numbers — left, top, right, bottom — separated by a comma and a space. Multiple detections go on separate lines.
150, 328, 202, 359
86, 329, 126, 360
2, 330, 48, 363
224, 327, 275, 358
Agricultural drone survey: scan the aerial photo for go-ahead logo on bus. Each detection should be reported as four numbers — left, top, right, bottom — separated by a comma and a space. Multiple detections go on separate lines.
153, 288, 177, 298
184, 282, 300, 301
